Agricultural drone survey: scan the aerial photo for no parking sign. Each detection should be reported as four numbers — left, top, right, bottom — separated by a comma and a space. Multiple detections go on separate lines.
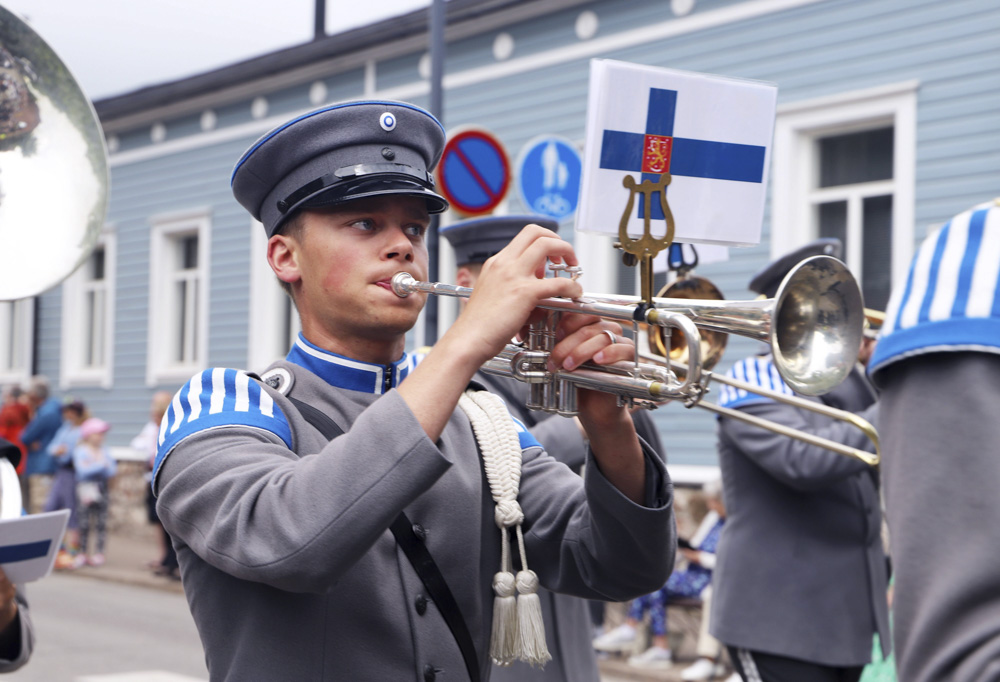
436, 128, 510, 216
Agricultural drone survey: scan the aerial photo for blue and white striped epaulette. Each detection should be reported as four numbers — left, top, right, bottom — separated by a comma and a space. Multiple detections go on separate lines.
716, 356, 794, 410
152, 368, 292, 492
870, 199, 1000, 379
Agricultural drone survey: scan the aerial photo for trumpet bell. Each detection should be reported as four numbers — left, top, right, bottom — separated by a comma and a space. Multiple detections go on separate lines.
771, 255, 864, 395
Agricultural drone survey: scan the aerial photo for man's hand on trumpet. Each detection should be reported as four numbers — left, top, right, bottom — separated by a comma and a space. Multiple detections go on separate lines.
547, 312, 646, 503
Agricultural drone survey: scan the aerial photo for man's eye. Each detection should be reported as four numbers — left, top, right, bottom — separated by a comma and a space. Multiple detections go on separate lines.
405, 224, 427, 237
351, 219, 375, 231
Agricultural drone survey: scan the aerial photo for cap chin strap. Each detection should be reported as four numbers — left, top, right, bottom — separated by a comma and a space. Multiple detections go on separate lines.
459, 389, 551, 668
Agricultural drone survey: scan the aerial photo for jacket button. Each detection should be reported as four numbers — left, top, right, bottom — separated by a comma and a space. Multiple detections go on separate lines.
415, 594, 428, 615
423, 664, 436, 681
412, 523, 427, 541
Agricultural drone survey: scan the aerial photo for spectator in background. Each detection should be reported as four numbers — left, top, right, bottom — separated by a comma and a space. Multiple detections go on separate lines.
130, 391, 178, 579
19, 377, 64, 514
0, 386, 29, 477
45, 400, 87, 570
73, 418, 117, 567
594, 478, 726, 671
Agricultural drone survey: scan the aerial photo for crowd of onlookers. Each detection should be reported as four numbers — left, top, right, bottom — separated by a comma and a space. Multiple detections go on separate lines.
1, 376, 117, 569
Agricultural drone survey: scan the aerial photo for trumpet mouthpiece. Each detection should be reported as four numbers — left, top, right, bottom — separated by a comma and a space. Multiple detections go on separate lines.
391, 272, 416, 297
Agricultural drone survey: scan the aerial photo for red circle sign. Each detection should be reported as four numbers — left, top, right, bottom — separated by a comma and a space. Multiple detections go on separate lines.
436, 128, 510, 216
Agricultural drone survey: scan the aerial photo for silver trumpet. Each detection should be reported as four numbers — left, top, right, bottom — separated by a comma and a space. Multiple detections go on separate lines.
391, 254, 865, 418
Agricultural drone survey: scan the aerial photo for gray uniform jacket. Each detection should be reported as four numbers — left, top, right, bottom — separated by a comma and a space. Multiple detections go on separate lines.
154, 355, 676, 682
709, 359, 889, 667
878, 352, 1000, 682
0, 588, 32, 673
475, 372, 666, 682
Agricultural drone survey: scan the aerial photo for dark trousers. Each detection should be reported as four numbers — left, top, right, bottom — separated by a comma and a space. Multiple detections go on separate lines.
728, 647, 863, 682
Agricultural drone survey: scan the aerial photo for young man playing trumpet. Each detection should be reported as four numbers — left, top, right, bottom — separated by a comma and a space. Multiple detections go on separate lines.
152, 101, 676, 682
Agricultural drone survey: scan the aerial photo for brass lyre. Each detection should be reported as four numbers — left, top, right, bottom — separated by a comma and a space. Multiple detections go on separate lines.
617, 173, 675, 304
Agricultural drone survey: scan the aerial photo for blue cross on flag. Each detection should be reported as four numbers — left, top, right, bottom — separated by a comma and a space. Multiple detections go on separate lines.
577, 60, 777, 247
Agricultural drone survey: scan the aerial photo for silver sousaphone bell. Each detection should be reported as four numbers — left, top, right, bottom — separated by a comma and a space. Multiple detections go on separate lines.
0, 5, 110, 516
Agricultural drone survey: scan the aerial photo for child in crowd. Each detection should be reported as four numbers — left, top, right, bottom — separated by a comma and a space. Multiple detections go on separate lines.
72, 418, 117, 567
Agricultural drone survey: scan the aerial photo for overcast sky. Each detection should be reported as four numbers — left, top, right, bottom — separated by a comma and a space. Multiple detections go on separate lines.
3, 0, 431, 100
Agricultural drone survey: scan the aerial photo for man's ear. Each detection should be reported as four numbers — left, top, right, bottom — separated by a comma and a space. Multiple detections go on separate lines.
455, 265, 474, 289
267, 234, 302, 285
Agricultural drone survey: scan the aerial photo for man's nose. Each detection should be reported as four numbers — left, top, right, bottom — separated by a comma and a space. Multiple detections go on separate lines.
384, 226, 414, 262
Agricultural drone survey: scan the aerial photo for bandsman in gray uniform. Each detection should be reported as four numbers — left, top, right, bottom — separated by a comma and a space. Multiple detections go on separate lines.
152, 101, 676, 682
709, 240, 889, 682
441, 214, 668, 682
869, 198, 1000, 682
0, 439, 33, 673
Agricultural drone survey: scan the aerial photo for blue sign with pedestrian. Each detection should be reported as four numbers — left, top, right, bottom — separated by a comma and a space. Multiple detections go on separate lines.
516, 136, 582, 220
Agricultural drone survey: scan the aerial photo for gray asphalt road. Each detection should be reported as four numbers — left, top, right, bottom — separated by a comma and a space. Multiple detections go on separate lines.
6, 573, 207, 681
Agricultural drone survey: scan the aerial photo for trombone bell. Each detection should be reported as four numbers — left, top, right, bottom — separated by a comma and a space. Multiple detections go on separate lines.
770, 256, 864, 396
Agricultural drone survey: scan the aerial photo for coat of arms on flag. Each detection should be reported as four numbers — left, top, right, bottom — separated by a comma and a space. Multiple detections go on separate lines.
577, 59, 777, 248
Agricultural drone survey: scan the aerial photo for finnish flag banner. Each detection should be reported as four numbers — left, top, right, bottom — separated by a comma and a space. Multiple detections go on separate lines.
578, 59, 777, 247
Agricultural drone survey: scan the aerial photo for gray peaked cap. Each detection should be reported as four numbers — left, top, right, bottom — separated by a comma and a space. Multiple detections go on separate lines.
231, 101, 449, 237
441, 214, 559, 266
749, 238, 843, 299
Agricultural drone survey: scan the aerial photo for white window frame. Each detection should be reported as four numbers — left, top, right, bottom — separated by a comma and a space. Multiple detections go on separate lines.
147, 209, 211, 385
248, 220, 300, 370
61, 228, 116, 389
771, 81, 918, 296
0, 298, 34, 387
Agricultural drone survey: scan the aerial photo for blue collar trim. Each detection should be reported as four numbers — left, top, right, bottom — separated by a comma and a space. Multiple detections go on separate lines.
286, 334, 412, 394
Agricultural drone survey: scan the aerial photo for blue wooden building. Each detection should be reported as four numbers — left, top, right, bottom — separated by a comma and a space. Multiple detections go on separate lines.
5, 0, 997, 477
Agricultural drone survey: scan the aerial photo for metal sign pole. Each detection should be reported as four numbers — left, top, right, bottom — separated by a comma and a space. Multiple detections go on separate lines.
425, 0, 445, 345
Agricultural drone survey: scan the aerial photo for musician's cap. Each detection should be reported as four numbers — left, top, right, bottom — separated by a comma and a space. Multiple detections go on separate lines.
441, 215, 559, 266
231, 101, 449, 238
749, 238, 843, 298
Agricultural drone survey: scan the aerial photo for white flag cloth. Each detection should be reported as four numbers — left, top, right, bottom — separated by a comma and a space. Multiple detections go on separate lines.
578, 59, 777, 247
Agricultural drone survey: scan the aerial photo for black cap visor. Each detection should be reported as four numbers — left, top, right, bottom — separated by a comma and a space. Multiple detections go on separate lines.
272, 165, 448, 235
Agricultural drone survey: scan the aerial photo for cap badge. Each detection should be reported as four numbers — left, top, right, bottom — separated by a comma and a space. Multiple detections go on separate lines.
379, 112, 397, 132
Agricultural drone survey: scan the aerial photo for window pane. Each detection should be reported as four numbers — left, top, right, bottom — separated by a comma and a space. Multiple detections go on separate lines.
177, 280, 188, 363
1, 303, 13, 372
862, 195, 893, 310
182, 235, 199, 269
818, 201, 848, 249
86, 291, 96, 366
818, 127, 893, 187
90, 247, 105, 281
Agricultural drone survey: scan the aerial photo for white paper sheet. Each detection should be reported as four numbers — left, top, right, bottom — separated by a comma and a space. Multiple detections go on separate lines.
0, 509, 71, 583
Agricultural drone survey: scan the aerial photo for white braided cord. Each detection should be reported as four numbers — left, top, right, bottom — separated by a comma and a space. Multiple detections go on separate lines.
458, 389, 549, 666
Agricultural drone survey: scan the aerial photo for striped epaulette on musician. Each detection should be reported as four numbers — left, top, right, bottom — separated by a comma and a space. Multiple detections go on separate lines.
716, 356, 794, 410
870, 199, 1000, 378
152, 368, 292, 493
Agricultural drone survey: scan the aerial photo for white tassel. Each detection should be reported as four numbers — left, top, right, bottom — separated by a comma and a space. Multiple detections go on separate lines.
459, 390, 552, 667
491, 570, 519, 665
516, 570, 551, 667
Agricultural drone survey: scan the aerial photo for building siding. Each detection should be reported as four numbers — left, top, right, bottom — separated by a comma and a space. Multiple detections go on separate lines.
25, 0, 997, 470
